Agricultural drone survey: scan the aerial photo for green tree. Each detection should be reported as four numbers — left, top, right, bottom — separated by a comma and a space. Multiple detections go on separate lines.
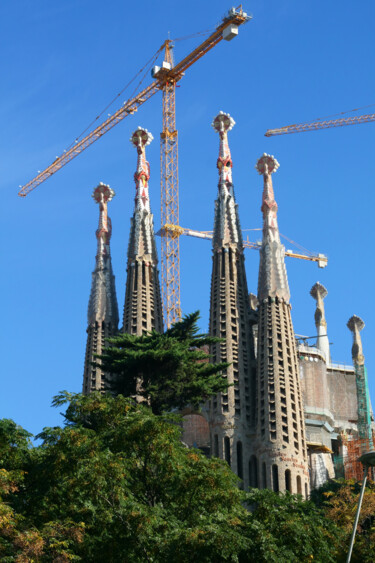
243, 488, 342, 562
311, 478, 375, 562
1, 394, 343, 562
98, 311, 230, 414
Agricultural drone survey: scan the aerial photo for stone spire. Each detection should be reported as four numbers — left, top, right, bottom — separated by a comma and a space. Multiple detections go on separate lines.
83, 183, 119, 394
347, 315, 372, 444
347, 315, 365, 365
208, 112, 257, 487
250, 154, 309, 497
122, 127, 163, 335
310, 282, 330, 362
256, 153, 290, 302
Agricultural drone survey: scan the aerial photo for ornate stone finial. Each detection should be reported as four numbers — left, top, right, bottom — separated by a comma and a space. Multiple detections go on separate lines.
92, 182, 115, 203
310, 282, 328, 327
347, 315, 365, 365
310, 282, 330, 361
130, 126, 153, 150
249, 293, 259, 311
211, 111, 235, 133
255, 153, 280, 176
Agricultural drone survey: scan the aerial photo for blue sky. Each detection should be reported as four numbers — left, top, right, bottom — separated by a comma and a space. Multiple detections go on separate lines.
1, 0, 374, 436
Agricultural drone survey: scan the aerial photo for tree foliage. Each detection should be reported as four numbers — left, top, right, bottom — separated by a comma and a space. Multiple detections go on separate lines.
98, 311, 230, 414
311, 478, 375, 562
0, 393, 347, 562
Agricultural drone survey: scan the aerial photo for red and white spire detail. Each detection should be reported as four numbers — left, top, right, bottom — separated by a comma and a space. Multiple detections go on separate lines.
131, 126, 153, 214
92, 182, 115, 270
128, 127, 156, 261
211, 111, 240, 246
88, 182, 118, 326
256, 153, 290, 302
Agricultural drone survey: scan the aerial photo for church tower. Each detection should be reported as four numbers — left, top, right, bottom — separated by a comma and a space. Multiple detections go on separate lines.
251, 153, 309, 497
208, 112, 256, 487
83, 183, 119, 394
310, 282, 330, 362
122, 127, 163, 335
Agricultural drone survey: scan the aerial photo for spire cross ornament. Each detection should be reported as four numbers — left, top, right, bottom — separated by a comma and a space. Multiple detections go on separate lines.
92, 182, 115, 267
347, 315, 365, 365
130, 126, 153, 212
256, 153, 280, 242
212, 111, 235, 191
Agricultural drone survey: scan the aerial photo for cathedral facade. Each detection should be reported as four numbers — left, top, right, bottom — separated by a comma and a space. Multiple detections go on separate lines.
83, 117, 372, 494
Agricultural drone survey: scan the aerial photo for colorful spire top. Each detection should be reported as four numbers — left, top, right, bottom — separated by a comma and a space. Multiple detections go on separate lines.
211, 112, 241, 248
256, 153, 290, 302
87, 182, 119, 327
130, 126, 153, 213
347, 315, 365, 365
256, 153, 281, 243
92, 182, 115, 268
212, 112, 235, 188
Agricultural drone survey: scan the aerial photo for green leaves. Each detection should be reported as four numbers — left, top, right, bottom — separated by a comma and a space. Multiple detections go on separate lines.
98, 311, 230, 414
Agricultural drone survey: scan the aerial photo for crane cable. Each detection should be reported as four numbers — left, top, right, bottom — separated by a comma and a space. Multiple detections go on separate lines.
64, 44, 165, 153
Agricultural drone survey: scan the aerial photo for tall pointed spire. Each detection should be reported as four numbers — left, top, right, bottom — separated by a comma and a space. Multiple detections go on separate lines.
256, 153, 290, 302
208, 112, 257, 487
347, 315, 365, 366
250, 154, 309, 497
347, 315, 372, 445
310, 282, 330, 362
83, 183, 119, 394
122, 127, 163, 335
211, 111, 241, 248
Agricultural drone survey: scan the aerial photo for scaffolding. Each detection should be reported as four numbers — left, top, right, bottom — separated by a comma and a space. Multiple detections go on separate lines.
334, 436, 375, 481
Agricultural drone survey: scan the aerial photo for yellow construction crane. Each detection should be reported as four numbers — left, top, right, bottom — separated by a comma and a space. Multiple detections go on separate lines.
265, 110, 375, 136
161, 224, 328, 268
17, 5, 252, 328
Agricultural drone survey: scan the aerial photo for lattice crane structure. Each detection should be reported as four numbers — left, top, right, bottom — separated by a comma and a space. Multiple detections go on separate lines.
18, 6, 252, 328
265, 112, 375, 137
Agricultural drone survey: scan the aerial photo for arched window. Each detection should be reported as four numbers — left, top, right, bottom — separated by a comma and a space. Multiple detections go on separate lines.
249, 455, 258, 488
285, 469, 292, 493
224, 436, 231, 466
262, 462, 267, 488
214, 434, 219, 457
297, 475, 302, 495
272, 464, 279, 493
305, 482, 308, 499
237, 441, 243, 479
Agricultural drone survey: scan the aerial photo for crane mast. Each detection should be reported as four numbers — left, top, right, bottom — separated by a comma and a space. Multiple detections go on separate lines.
17, 6, 252, 328
160, 41, 181, 327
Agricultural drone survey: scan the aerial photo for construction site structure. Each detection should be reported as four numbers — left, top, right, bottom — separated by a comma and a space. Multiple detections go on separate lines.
80, 114, 373, 492
265, 112, 375, 137
122, 127, 163, 336
17, 6, 252, 331
83, 183, 119, 395
159, 224, 328, 267
248, 153, 309, 497
208, 112, 257, 489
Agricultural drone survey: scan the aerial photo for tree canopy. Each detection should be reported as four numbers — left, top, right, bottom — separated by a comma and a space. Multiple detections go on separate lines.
98, 311, 230, 414
0, 392, 353, 562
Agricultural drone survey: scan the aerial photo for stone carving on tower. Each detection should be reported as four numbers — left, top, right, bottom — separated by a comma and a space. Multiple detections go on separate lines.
83, 183, 119, 394
122, 127, 163, 335
310, 282, 330, 362
208, 112, 256, 487
347, 315, 372, 445
250, 153, 309, 497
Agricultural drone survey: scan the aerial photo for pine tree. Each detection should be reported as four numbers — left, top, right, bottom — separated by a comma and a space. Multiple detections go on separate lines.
98, 311, 230, 415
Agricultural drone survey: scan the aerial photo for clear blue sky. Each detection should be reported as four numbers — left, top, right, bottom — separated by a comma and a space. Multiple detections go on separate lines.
1, 0, 374, 436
